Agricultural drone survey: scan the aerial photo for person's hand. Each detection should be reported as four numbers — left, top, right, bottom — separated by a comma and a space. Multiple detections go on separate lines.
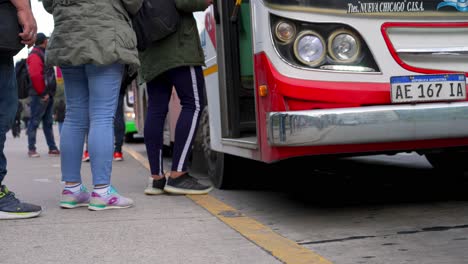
17, 8, 37, 47
41, 94, 50, 102
206, 0, 213, 5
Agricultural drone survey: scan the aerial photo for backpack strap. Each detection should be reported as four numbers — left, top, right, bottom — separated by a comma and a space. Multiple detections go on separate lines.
30, 48, 45, 63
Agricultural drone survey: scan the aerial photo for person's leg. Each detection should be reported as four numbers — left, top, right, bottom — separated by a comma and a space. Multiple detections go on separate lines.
144, 74, 173, 178
27, 96, 46, 155
58, 65, 92, 209
86, 63, 123, 185
0, 56, 41, 219
113, 92, 125, 154
86, 63, 133, 210
142, 74, 172, 195
0, 57, 18, 184
60, 65, 89, 185
41, 97, 59, 152
169, 66, 205, 174
163, 66, 212, 195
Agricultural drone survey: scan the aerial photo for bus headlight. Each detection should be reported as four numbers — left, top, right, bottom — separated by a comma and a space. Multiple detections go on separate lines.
328, 29, 361, 63
274, 21, 296, 43
293, 30, 326, 66
125, 112, 135, 120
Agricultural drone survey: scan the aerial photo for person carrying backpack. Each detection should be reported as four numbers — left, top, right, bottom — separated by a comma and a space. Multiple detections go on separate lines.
26, 33, 60, 158
141, 0, 213, 195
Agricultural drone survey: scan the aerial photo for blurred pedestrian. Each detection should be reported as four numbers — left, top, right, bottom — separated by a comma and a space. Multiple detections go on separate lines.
141, 0, 213, 195
113, 67, 137, 161
26, 32, 60, 158
20, 98, 31, 132
0, 0, 42, 219
53, 98, 65, 134
42, 0, 142, 210
11, 102, 22, 138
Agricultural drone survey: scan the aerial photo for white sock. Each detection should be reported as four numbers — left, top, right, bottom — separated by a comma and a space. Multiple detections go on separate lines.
64, 183, 82, 193
93, 185, 110, 196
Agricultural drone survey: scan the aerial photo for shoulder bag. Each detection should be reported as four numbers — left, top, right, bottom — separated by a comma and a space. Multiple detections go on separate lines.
131, 0, 180, 51
0, 0, 25, 56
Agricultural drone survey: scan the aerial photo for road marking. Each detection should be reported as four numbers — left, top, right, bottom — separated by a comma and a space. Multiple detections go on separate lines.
123, 146, 333, 264
123, 146, 150, 170
189, 195, 333, 264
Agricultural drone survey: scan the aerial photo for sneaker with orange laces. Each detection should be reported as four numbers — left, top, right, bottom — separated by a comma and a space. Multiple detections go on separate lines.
113, 151, 123, 161
82, 151, 90, 162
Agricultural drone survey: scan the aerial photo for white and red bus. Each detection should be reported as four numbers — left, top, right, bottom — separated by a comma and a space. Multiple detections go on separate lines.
135, 0, 468, 188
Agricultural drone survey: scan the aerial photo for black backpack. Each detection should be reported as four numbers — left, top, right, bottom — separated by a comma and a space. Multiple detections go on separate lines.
131, 0, 180, 51
15, 59, 32, 99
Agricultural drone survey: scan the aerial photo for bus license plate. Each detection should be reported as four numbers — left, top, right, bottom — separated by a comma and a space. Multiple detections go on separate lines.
390, 74, 466, 103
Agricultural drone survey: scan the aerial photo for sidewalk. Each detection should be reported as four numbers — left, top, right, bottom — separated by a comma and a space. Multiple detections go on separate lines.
0, 127, 278, 264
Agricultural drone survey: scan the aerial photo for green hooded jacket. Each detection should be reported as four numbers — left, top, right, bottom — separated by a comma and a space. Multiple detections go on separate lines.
42, 0, 143, 69
139, 0, 210, 82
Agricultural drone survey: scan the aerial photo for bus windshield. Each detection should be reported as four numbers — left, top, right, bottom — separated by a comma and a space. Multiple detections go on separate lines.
263, 0, 468, 14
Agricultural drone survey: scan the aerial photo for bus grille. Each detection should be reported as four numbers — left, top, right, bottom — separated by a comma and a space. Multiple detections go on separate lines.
381, 22, 468, 74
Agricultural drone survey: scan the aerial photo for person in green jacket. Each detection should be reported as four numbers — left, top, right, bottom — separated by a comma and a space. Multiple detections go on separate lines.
143, 0, 213, 195
42, 0, 143, 210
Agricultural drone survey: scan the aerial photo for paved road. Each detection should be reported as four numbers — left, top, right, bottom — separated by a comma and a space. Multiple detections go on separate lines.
126, 139, 468, 264
207, 154, 468, 264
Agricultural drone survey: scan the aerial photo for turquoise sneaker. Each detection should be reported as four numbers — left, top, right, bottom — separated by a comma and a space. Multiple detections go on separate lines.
88, 186, 133, 211
60, 185, 90, 209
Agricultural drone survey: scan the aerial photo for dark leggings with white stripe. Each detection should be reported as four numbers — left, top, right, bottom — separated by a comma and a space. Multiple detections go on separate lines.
144, 66, 205, 176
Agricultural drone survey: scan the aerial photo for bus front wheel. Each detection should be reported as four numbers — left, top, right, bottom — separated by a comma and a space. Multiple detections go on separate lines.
200, 107, 237, 189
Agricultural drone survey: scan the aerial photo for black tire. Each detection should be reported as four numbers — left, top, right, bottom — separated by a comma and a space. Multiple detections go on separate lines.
200, 107, 239, 189
124, 133, 134, 143
425, 151, 468, 173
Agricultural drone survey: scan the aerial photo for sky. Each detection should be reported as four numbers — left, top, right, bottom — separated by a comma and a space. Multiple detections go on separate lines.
14, 0, 206, 61
14, 0, 54, 61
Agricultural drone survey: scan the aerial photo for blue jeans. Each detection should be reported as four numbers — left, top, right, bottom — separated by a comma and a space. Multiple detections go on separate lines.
83, 91, 125, 152
60, 64, 123, 185
27, 95, 58, 151
0, 56, 18, 184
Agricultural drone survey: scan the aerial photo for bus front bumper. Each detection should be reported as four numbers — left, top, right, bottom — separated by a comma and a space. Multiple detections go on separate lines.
267, 102, 468, 147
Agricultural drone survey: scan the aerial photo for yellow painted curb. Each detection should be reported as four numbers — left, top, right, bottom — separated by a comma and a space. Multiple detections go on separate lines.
123, 146, 150, 170
188, 195, 332, 264
123, 145, 333, 264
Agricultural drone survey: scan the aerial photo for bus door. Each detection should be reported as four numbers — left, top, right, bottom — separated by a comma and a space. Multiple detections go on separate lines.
214, 0, 256, 141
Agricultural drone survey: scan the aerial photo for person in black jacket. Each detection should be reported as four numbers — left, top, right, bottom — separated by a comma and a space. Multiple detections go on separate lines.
0, 0, 42, 220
